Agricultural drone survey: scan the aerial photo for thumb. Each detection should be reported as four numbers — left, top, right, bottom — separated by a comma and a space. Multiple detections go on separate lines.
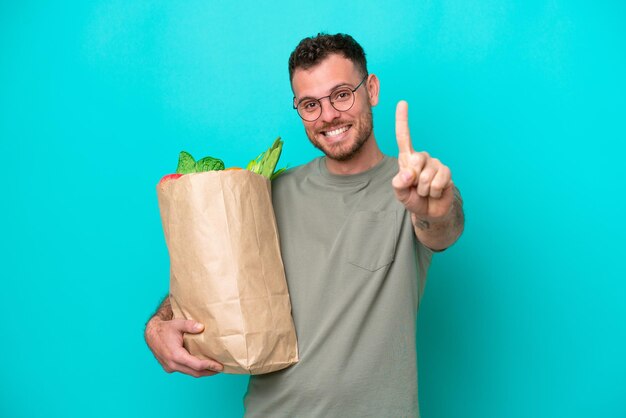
177, 319, 204, 334
392, 170, 415, 205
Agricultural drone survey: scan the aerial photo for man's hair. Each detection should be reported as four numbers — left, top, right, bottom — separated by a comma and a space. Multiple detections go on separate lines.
288, 33, 368, 83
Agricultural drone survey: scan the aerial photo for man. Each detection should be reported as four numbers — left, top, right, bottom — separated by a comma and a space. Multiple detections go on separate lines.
145, 33, 464, 417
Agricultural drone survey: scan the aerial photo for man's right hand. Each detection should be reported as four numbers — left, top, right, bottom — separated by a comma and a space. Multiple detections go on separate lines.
144, 317, 224, 377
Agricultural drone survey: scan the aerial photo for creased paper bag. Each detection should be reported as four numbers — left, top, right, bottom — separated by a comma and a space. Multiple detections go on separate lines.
157, 170, 299, 374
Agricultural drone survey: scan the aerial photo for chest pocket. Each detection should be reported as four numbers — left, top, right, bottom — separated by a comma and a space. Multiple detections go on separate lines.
346, 210, 397, 272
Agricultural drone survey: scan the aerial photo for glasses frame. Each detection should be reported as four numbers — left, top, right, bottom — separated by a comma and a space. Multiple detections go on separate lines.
293, 75, 368, 122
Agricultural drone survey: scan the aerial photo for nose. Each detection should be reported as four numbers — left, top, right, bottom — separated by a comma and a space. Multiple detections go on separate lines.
319, 97, 342, 123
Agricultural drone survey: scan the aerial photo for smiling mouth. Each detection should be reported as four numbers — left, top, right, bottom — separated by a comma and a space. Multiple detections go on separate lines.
322, 125, 351, 137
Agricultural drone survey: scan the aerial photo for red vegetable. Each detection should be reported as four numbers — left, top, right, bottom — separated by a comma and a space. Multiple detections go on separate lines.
158, 173, 183, 185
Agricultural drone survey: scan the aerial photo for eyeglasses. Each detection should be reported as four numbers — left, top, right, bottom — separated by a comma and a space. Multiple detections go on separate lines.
293, 76, 368, 122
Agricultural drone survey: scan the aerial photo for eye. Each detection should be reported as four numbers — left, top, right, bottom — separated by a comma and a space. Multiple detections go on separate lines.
332, 89, 352, 101
300, 100, 319, 112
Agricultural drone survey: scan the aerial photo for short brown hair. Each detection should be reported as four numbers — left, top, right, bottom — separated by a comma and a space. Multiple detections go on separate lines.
288, 33, 368, 83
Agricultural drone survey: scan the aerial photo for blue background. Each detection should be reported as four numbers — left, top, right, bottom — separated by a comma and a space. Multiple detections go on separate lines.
1, 1, 625, 417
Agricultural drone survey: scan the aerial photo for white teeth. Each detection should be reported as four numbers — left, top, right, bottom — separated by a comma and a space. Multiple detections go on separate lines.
324, 126, 349, 137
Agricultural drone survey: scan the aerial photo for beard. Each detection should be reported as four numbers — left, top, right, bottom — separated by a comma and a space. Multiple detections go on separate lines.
305, 108, 374, 162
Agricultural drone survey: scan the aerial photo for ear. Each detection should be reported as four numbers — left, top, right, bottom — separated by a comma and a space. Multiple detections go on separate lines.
366, 74, 380, 107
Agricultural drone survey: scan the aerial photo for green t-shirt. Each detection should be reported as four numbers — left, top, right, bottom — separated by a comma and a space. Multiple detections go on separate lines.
244, 155, 432, 417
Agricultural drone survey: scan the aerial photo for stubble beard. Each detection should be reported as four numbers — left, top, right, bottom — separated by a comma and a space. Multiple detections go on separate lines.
305, 109, 374, 162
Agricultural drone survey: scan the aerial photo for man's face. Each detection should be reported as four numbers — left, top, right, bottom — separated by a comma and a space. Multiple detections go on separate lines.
291, 54, 378, 161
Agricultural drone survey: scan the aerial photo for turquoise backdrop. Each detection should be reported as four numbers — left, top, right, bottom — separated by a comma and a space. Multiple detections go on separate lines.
1, 1, 624, 417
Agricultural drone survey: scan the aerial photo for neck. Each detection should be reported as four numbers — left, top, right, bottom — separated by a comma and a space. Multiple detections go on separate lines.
324, 136, 384, 175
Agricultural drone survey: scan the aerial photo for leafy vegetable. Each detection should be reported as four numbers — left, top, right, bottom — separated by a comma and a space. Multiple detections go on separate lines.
170, 137, 284, 180
175, 151, 225, 174
176, 151, 196, 174
246, 137, 285, 179
270, 167, 287, 180
196, 156, 225, 172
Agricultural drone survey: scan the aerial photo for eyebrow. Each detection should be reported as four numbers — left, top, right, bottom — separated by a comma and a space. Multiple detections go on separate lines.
295, 82, 354, 105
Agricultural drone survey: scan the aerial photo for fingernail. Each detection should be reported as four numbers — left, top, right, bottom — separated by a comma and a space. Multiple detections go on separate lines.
209, 364, 223, 372
401, 171, 412, 182
194, 323, 204, 331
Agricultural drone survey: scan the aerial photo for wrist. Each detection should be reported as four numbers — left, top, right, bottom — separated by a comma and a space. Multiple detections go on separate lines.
145, 315, 160, 333
410, 206, 452, 229
411, 213, 431, 231
145, 308, 171, 329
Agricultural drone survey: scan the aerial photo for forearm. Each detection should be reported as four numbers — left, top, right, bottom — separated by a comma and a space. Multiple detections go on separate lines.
413, 187, 464, 251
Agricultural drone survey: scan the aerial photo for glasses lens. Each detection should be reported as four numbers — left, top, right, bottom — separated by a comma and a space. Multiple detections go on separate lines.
297, 100, 321, 121
330, 88, 354, 111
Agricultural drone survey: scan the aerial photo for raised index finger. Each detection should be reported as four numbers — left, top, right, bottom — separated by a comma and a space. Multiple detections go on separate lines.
395, 100, 414, 154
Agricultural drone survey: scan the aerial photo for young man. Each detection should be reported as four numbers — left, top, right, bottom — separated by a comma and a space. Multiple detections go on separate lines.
145, 33, 464, 417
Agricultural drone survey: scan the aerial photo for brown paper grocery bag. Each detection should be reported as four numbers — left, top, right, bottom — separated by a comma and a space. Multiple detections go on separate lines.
156, 170, 299, 374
